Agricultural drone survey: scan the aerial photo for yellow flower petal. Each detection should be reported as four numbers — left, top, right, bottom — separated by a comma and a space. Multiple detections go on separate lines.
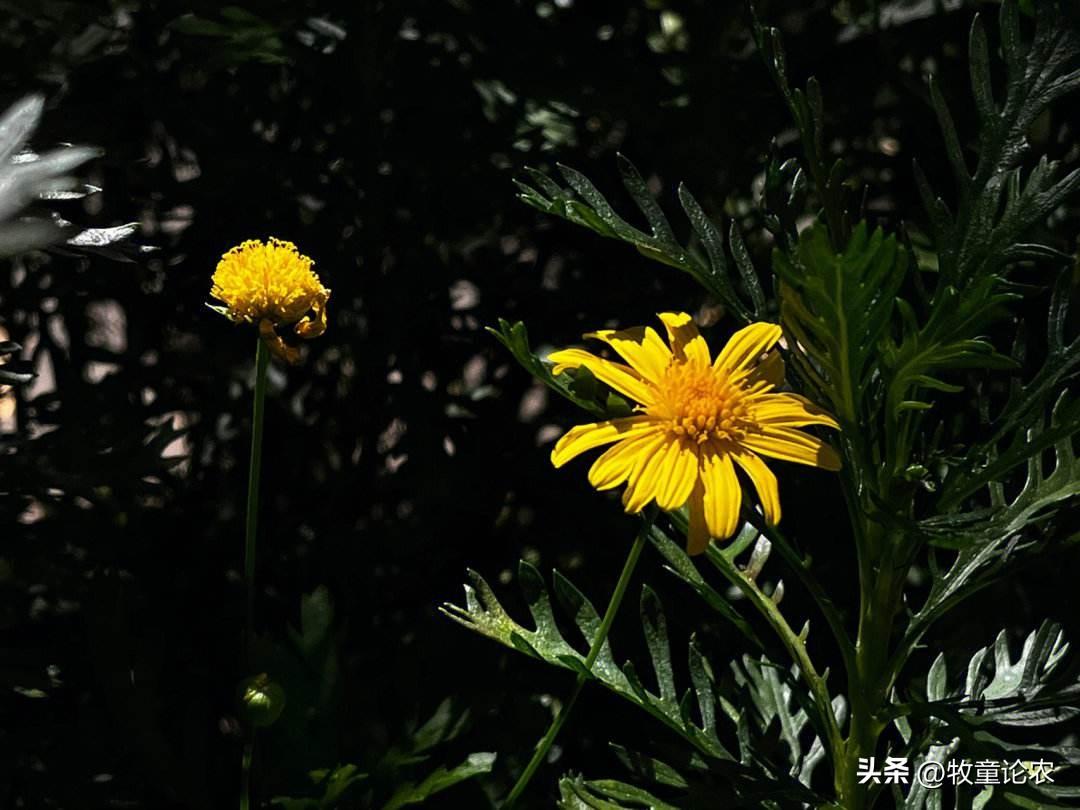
654, 438, 699, 510
685, 480, 710, 555
701, 448, 741, 539
748, 393, 840, 428
585, 325, 672, 383
548, 348, 656, 406
295, 288, 330, 339
658, 312, 711, 367
743, 426, 842, 470
713, 322, 783, 377
551, 416, 657, 468
546, 314, 842, 548
620, 432, 670, 513
731, 448, 780, 525
587, 429, 663, 490
210, 237, 328, 332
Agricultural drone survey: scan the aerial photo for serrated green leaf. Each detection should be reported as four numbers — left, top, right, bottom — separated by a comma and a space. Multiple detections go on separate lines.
441, 565, 734, 760
487, 319, 606, 417
380, 752, 494, 810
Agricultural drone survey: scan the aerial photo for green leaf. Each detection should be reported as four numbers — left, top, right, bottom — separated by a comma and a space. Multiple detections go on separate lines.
441, 566, 734, 760
640, 586, 677, 703
646, 526, 747, 627
284, 586, 335, 666
727, 221, 767, 317
514, 161, 763, 320
610, 746, 688, 789
937, 274, 1080, 513
775, 222, 908, 430
897, 624, 1080, 809
487, 318, 606, 417
380, 752, 495, 810
732, 655, 810, 773
928, 75, 969, 189
409, 698, 470, 753
616, 153, 677, 245
677, 184, 749, 320
557, 774, 680, 810
921, 2, 1080, 288
968, 15, 996, 124
271, 765, 367, 809
317, 764, 366, 806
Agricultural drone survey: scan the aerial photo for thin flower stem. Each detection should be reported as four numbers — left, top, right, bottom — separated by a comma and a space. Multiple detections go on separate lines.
239, 740, 254, 810
241, 338, 269, 810
245, 338, 270, 651
751, 517, 857, 688
703, 541, 845, 782
503, 515, 654, 808
503, 669, 586, 808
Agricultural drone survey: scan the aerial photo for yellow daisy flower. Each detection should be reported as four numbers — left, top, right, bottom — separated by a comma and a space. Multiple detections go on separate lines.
209, 237, 330, 364
550, 312, 841, 554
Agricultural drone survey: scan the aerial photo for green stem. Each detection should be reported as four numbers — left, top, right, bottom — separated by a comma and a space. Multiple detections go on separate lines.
503, 516, 653, 808
752, 518, 858, 690
245, 338, 270, 651
241, 338, 269, 810
240, 739, 254, 810
703, 542, 845, 778
840, 524, 904, 810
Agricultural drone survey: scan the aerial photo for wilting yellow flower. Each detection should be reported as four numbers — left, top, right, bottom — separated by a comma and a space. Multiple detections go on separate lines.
550, 312, 840, 554
209, 237, 329, 363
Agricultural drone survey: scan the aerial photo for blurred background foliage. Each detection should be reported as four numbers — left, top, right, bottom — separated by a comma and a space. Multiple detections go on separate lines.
0, 0, 1077, 807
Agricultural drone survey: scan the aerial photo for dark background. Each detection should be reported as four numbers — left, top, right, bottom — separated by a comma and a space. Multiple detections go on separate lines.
1, 1, 1078, 807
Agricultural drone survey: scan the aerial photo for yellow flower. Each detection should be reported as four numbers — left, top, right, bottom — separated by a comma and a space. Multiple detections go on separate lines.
209, 237, 330, 363
550, 312, 841, 554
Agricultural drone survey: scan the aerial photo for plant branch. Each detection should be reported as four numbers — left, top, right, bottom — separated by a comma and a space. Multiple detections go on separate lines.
750, 517, 857, 691
702, 536, 845, 779
502, 513, 654, 808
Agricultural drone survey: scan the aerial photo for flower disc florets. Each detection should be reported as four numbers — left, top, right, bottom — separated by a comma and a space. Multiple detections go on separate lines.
549, 312, 841, 555
209, 237, 329, 363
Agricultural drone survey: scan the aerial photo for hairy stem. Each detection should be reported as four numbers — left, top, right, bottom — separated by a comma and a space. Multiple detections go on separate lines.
503, 515, 653, 808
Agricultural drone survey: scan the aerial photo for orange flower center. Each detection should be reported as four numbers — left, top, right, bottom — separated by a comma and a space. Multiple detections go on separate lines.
650, 361, 750, 445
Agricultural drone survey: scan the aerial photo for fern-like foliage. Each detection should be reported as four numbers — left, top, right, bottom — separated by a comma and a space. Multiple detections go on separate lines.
441, 559, 735, 762
751, 9, 849, 248
487, 318, 616, 419
443, 520, 853, 806
893, 280, 1080, 675
772, 223, 909, 487
893, 623, 1080, 810
936, 277, 1080, 518
464, 2, 1080, 807
271, 601, 495, 810
558, 773, 680, 810
921, 2, 1080, 288
515, 155, 766, 323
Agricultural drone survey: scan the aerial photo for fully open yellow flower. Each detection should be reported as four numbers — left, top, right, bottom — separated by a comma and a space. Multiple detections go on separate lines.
550, 312, 841, 554
209, 237, 329, 363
